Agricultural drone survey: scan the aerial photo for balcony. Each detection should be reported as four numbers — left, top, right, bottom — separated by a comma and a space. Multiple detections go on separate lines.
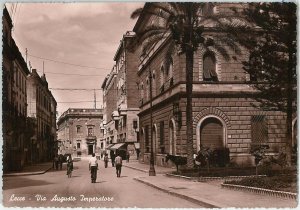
86, 135, 96, 141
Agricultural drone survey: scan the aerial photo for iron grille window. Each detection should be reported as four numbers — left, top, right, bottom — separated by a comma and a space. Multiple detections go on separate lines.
251, 115, 268, 143
160, 121, 164, 145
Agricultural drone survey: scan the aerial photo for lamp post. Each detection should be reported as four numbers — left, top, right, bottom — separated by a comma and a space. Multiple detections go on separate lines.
148, 66, 156, 176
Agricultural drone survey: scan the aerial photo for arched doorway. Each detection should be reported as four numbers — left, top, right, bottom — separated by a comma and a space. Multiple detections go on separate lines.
200, 117, 224, 150
169, 119, 176, 155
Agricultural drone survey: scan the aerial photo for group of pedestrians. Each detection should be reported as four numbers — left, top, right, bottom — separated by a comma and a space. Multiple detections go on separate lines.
56, 151, 126, 183
88, 152, 124, 183
53, 154, 74, 178
53, 154, 63, 170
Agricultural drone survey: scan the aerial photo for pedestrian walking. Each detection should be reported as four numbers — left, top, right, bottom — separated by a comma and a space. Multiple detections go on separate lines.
66, 155, 73, 178
126, 151, 130, 163
136, 149, 140, 160
58, 154, 63, 170
54, 155, 59, 170
110, 151, 115, 167
104, 153, 109, 168
115, 153, 122, 178
89, 153, 98, 183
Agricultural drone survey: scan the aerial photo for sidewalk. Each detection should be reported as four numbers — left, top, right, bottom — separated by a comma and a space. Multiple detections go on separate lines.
3, 162, 53, 177
122, 160, 174, 174
121, 161, 297, 208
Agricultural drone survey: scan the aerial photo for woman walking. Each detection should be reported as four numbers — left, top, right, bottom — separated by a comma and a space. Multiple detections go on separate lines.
104, 153, 109, 168
66, 154, 73, 178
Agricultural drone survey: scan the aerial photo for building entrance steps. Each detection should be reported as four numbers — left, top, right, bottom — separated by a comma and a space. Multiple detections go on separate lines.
134, 174, 297, 208
3, 162, 53, 177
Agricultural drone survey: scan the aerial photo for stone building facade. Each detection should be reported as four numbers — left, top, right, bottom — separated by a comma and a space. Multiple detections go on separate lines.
27, 69, 57, 163
133, 3, 297, 167
2, 7, 31, 171
101, 68, 118, 151
57, 108, 104, 157
101, 32, 140, 159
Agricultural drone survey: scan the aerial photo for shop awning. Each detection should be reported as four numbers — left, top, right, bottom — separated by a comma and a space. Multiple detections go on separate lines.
106, 144, 114, 150
110, 143, 126, 150
134, 143, 140, 149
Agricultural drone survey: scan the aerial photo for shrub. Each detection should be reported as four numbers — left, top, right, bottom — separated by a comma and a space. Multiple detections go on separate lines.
225, 174, 297, 193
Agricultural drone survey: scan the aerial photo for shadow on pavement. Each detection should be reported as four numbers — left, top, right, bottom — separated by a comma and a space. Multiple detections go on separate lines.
95, 181, 107, 184
70, 175, 81, 178
3, 176, 53, 190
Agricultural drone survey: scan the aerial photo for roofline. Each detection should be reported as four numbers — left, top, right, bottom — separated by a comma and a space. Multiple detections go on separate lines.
132, 3, 150, 33
101, 76, 109, 89
3, 6, 13, 28
113, 31, 136, 61
57, 108, 103, 125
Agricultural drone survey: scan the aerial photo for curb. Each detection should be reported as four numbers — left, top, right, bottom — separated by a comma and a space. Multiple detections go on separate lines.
123, 164, 173, 174
3, 166, 53, 177
123, 165, 148, 173
166, 173, 266, 182
221, 183, 297, 200
134, 177, 223, 208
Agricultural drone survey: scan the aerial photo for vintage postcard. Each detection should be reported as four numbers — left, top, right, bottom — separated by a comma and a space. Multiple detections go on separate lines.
2, 1, 297, 208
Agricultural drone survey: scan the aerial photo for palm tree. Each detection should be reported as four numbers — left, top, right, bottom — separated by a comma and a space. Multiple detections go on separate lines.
131, 2, 247, 168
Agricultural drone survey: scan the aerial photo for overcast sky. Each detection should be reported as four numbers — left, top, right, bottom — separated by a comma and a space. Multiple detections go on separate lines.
6, 2, 144, 117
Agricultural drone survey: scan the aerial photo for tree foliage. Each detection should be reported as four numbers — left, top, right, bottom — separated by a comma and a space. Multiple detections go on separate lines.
239, 3, 297, 112
232, 3, 297, 164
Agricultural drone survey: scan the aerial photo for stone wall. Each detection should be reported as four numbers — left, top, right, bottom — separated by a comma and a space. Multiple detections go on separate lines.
139, 94, 289, 166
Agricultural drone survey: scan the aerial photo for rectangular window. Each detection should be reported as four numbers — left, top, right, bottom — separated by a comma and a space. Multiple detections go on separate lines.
88, 128, 94, 136
16, 70, 18, 87
251, 115, 268, 143
159, 121, 164, 145
133, 120, 138, 129
76, 126, 81, 133
77, 143, 80, 149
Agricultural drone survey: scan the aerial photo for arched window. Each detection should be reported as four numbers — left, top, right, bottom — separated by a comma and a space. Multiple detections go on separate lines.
146, 78, 149, 100
140, 82, 144, 100
203, 52, 218, 82
160, 66, 164, 87
152, 72, 156, 96
169, 58, 173, 79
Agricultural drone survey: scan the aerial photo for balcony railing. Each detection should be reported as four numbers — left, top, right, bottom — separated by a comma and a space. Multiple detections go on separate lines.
86, 135, 96, 140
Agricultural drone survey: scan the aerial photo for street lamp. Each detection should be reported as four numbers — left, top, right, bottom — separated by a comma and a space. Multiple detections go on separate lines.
148, 61, 156, 176
140, 52, 156, 176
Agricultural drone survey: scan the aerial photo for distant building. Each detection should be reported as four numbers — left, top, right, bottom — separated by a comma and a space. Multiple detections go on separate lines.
2, 7, 31, 171
57, 108, 104, 157
101, 68, 118, 153
101, 32, 140, 160
27, 69, 57, 163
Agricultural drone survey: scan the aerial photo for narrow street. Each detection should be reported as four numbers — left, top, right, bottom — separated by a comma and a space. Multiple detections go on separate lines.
3, 158, 201, 208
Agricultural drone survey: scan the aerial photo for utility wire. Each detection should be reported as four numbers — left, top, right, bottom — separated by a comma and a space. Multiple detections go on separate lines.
57, 101, 102, 103
50, 88, 102, 91
28, 53, 111, 70
37, 71, 104, 77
